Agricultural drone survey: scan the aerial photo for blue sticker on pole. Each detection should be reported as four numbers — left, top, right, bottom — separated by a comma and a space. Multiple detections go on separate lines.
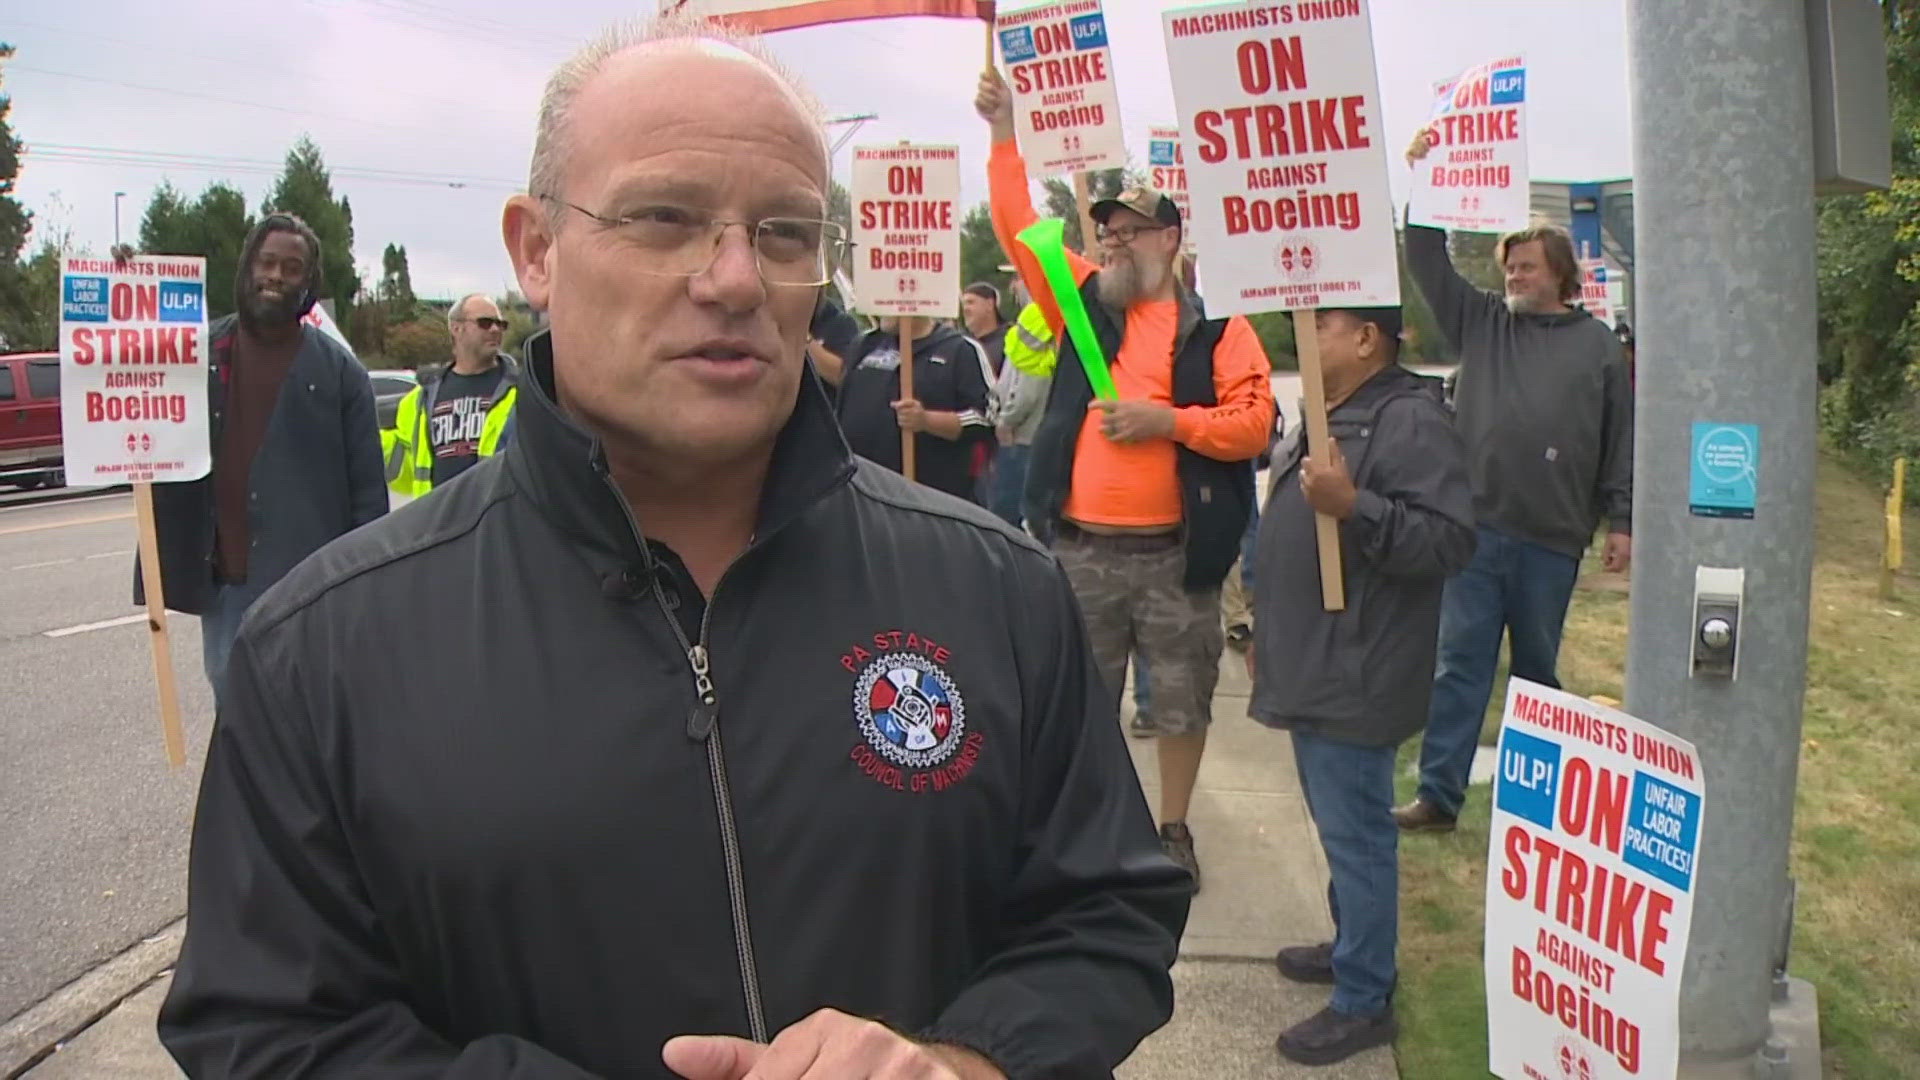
1689, 422, 1758, 519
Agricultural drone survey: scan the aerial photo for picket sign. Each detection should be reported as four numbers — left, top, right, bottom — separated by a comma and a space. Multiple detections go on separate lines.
1163, 0, 1402, 609
57, 252, 206, 766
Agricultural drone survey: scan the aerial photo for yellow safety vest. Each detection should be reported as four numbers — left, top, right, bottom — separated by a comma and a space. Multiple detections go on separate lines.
383, 370, 517, 498
1004, 302, 1058, 378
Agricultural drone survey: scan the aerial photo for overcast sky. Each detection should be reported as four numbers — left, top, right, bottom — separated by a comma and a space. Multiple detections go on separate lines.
6, 0, 1630, 302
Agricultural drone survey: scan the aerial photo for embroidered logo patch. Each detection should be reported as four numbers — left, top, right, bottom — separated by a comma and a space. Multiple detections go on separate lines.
842, 632, 986, 794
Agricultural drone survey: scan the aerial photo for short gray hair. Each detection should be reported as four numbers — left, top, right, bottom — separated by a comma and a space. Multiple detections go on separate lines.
446, 292, 493, 329
528, 12, 827, 202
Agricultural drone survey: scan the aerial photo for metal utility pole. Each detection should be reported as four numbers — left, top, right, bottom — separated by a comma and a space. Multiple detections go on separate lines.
114, 191, 126, 248
1626, 0, 1856, 1074
1629, 0, 1810, 1071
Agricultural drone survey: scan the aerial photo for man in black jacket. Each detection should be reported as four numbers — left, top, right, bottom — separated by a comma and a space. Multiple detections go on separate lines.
1248, 308, 1475, 1066
135, 213, 386, 705
157, 15, 1187, 1080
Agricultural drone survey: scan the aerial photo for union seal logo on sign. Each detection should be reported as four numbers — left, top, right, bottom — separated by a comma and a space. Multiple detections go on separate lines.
853, 653, 967, 770
1554, 1035, 1593, 1080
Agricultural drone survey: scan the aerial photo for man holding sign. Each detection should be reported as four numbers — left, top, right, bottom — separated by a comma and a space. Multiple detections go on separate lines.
134, 214, 386, 705
1249, 306, 1475, 1064
979, 66, 1275, 890
1397, 128, 1635, 835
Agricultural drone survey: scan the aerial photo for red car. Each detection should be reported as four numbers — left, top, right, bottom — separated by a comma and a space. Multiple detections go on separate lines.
0, 351, 65, 490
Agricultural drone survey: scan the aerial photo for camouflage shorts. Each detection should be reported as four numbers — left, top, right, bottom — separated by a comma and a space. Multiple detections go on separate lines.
1053, 527, 1224, 736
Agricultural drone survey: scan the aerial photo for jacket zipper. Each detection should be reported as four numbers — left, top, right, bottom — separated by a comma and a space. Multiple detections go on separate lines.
600, 469, 769, 1045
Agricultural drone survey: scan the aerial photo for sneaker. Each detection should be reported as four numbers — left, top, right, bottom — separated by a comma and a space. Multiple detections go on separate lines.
1129, 712, 1158, 739
1275, 1005, 1397, 1066
1159, 822, 1200, 892
1275, 941, 1335, 985
1391, 797, 1457, 833
1225, 623, 1253, 651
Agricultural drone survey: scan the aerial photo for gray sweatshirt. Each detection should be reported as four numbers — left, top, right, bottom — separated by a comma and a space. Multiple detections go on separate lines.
1405, 224, 1634, 557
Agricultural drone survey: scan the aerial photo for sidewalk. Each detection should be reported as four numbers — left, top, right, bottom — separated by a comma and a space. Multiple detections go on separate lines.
20, 654, 1396, 1080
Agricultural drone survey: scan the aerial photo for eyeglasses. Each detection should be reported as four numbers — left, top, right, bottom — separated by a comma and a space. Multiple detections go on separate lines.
1095, 222, 1168, 246
460, 317, 510, 331
541, 196, 848, 287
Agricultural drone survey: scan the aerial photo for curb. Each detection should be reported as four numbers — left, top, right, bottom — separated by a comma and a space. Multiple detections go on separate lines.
0, 919, 183, 1079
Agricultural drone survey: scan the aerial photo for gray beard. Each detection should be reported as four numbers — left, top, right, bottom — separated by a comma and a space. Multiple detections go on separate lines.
1505, 293, 1545, 316
1097, 257, 1166, 308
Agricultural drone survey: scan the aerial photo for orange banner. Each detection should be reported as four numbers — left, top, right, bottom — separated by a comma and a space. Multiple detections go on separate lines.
664, 0, 994, 30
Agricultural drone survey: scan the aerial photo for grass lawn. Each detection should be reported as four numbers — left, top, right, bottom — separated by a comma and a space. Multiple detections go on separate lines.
1391, 452, 1920, 1078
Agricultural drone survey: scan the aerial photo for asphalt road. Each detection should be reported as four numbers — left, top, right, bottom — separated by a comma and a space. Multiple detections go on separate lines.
0, 490, 214, 1024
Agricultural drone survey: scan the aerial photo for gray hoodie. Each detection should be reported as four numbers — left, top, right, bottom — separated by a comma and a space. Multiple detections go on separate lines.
1405, 224, 1633, 557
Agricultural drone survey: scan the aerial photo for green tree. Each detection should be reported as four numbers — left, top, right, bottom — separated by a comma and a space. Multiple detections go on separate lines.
0, 239, 60, 350
0, 43, 43, 350
383, 316, 451, 370
496, 290, 541, 355
1397, 228, 1451, 365
1813, 1, 1920, 481
264, 136, 361, 329
957, 203, 1010, 319
1446, 229, 1504, 294
379, 243, 416, 317
1040, 166, 1130, 253
138, 180, 254, 319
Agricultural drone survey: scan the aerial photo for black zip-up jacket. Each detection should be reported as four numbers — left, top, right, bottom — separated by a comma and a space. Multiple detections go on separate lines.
1249, 366, 1476, 746
158, 330, 1189, 1078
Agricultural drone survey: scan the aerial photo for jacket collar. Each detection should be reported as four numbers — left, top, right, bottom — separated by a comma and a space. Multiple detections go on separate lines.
506, 329, 855, 565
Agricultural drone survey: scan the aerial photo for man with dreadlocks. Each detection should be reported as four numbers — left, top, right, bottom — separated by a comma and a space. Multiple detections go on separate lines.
136, 213, 387, 705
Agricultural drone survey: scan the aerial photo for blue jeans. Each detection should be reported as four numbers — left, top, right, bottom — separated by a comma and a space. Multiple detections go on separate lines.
199, 583, 252, 709
989, 443, 1031, 528
1292, 730, 1399, 1017
1416, 527, 1581, 816
1136, 505, 1259, 716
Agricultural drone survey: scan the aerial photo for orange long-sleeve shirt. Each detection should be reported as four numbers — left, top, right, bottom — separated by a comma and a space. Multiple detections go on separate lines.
987, 139, 1276, 527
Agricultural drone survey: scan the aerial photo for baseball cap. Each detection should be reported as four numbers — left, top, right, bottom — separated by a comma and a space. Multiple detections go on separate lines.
1326, 306, 1404, 346
1090, 186, 1182, 231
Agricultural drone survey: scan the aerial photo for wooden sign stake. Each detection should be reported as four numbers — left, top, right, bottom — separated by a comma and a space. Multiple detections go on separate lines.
132, 481, 187, 766
899, 316, 918, 482
1293, 309, 1346, 611
1071, 170, 1099, 256
984, 19, 996, 70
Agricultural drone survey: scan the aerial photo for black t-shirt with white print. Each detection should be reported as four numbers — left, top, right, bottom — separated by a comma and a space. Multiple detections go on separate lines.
429, 365, 505, 487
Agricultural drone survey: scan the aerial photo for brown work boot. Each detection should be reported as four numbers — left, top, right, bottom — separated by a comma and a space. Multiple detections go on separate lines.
1391, 797, 1457, 833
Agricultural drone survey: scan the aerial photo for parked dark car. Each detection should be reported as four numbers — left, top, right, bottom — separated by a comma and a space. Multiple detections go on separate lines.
370, 370, 418, 430
0, 352, 64, 490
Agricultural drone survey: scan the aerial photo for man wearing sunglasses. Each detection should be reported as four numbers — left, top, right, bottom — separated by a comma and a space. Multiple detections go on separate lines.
384, 293, 520, 497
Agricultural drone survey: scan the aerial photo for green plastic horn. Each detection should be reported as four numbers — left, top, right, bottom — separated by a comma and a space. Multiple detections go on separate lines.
1016, 217, 1117, 400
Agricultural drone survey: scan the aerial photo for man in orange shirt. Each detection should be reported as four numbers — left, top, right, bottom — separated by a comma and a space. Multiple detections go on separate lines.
976, 70, 1276, 888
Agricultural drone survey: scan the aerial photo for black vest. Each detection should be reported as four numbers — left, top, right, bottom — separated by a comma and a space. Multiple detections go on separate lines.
1022, 278, 1256, 592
